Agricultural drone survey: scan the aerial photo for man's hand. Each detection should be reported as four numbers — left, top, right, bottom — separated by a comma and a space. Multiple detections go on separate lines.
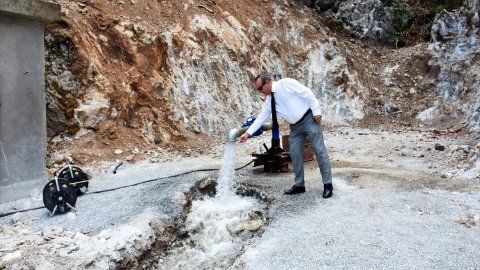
239, 132, 250, 143
314, 115, 322, 123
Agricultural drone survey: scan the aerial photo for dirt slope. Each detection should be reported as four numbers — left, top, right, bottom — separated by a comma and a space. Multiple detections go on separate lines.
44, 0, 476, 175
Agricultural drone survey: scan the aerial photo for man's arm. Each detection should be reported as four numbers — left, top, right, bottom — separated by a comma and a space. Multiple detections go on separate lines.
239, 98, 271, 143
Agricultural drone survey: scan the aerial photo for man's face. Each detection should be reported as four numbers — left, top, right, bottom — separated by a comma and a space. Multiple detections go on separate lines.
255, 78, 269, 94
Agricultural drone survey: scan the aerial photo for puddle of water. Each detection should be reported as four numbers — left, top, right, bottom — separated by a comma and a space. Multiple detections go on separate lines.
155, 142, 265, 269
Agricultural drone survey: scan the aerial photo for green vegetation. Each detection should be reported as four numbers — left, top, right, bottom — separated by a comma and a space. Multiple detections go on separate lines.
387, 0, 465, 47
388, 0, 415, 47
303, 0, 465, 47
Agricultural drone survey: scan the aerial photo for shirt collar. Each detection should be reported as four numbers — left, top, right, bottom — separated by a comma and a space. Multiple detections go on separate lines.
271, 81, 277, 93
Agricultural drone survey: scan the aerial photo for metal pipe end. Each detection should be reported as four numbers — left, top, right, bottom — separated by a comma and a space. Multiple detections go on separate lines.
227, 128, 240, 142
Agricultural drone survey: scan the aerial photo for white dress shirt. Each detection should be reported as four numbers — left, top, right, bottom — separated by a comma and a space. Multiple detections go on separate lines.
246, 78, 321, 136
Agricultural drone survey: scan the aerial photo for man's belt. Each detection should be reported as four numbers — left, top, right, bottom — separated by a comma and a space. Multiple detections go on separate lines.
294, 108, 312, 124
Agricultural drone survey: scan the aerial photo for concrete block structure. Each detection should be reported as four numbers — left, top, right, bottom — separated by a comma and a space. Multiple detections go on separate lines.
0, 0, 61, 203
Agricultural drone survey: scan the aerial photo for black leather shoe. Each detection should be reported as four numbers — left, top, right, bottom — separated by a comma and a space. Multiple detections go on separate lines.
284, 185, 306, 195
323, 183, 333, 198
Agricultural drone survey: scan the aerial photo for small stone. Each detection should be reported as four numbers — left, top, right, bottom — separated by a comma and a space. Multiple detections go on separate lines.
199, 176, 213, 189
114, 149, 123, 155
434, 143, 445, 151
67, 212, 76, 220
173, 192, 187, 206
43, 230, 55, 241
153, 82, 164, 92
179, 246, 191, 253
243, 219, 263, 232
2, 251, 22, 261
98, 34, 109, 44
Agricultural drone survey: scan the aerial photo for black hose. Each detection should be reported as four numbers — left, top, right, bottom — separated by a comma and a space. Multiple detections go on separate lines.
112, 161, 123, 174
0, 206, 45, 217
0, 160, 255, 218
234, 160, 254, 170
82, 160, 255, 196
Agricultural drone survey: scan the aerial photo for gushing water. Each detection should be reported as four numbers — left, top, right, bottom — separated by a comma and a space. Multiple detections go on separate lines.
155, 142, 264, 269
216, 142, 237, 197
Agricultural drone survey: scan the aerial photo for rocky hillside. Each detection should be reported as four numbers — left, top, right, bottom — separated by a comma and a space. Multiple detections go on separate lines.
44, 0, 480, 170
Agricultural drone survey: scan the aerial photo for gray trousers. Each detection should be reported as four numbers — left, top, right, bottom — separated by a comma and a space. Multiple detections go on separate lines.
288, 112, 332, 187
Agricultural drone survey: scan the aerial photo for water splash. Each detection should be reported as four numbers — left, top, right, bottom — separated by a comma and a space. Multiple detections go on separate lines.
155, 141, 265, 269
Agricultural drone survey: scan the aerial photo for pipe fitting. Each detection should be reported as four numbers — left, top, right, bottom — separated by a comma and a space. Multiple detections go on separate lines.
226, 128, 246, 142
226, 123, 272, 142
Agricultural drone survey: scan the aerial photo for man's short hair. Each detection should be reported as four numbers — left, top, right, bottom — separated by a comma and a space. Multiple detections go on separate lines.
255, 74, 271, 84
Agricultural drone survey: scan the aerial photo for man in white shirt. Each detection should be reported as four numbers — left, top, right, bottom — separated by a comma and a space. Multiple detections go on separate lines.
239, 75, 333, 198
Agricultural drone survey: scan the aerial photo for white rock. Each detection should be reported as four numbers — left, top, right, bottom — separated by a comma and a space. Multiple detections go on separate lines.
97, 229, 112, 240
243, 219, 263, 232
73, 232, 89, 241
98, 34, 109, 44
173, 192, 187, 206
67, 212, 77, 220
2, 251, 21, 261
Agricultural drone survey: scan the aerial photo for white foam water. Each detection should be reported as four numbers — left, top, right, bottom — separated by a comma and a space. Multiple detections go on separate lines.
155, 141, 263, 269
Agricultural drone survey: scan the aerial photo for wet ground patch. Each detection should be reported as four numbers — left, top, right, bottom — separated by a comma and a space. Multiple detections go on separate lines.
134, 175, 272, 270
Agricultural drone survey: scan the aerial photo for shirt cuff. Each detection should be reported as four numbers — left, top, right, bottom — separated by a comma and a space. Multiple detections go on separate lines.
312, 108, 321, 116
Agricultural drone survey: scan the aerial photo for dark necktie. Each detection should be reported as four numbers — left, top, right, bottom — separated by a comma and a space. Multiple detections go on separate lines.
270, 92, 280, 140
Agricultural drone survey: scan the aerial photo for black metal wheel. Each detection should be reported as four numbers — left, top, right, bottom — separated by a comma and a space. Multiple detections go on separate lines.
58, 165, 89, 195
43, 179, 77, 214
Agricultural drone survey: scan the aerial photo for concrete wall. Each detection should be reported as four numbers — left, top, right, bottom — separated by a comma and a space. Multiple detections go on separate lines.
0, 1, 60, 204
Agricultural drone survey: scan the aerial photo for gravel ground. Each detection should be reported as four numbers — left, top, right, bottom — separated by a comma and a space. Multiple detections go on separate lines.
0, 157, 229, 231
231, 126, 480, 269
233, 175, 480, 269
0, 126, 479, 269
0, 157, 237, 269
